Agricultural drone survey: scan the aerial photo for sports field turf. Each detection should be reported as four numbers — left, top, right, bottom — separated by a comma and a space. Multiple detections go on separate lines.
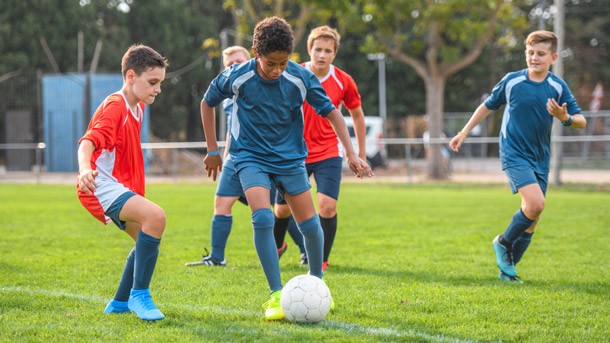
1, 182, 608, 342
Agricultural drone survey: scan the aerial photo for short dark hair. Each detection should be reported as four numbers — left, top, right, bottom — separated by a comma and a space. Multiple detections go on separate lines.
526, 31, 558, 54
121, 44, 168, 78
252, 17, 294, 56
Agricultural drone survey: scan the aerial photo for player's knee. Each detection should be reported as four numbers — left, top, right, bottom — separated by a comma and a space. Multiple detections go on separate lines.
296, 215, 321, 237
252, 208, 274, 229
148, 206, 166, 231
527, 199, 545, 217
274, 204, 291, 218
318, 205, 336, 218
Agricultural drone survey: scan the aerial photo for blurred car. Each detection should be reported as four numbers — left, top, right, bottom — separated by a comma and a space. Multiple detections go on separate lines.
342, 116, 386, 169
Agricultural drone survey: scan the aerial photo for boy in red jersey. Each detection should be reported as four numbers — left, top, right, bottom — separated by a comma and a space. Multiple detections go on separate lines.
273, 26, 368, 272
77, 44, 168, 320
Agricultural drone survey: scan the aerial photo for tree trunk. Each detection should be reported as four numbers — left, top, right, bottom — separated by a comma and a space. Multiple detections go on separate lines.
425, 75, 447, 180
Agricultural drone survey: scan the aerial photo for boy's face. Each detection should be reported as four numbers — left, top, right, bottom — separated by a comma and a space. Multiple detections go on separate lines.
224, 52, 249, 69
127, 66, 165, 105
253, 49, 290, 80
525, 42, 558, 76
308, 38, 337, 71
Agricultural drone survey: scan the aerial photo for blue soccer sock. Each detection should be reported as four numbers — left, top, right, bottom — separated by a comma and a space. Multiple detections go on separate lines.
502, 209, 535, 244
252, 208, 282, 292
512, 231, 534, 265
286, 215, 306, 254
210, 214, 232, 261
133, 230, 161, 290
114, 247, 135, 302
297, 215, 324, 278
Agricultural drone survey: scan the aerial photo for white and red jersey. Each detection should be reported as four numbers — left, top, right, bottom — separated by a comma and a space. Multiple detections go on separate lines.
77, 91, 145, 224
301, 63, 361, 163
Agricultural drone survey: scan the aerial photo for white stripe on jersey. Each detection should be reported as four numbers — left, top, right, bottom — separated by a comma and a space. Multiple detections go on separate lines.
501, 75, 526, 139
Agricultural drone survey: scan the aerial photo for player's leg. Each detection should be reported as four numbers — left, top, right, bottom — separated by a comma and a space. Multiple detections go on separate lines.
285, 215, 307, 263
239, 167, 283, 320
494, 166, 540, 278
513, 172, 547, 265
273, 198, 291, 257
119, 194, 166, 320
311, 157, 342, 271
101, 192, 139, 314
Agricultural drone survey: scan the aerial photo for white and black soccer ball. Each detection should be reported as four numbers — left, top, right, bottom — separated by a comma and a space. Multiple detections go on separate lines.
280, 274, 331, 323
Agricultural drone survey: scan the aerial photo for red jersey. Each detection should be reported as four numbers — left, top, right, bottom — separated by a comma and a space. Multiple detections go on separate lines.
77, 91, 145, 224
301, 63, 361, 163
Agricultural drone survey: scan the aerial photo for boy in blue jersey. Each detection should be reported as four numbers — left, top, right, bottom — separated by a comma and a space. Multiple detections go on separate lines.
450, 31, 586, 282
200, 17, 372, 320
186, 46, 305, 267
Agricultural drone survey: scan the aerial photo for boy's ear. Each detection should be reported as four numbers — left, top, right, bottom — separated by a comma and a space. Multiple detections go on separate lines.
550, 52, 559, 65
125, 69, 136, 83
252, 47, 260, 58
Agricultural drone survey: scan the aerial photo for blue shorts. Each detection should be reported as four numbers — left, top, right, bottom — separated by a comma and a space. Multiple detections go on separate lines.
216, 158, 277, 204
105, 191, 137, 230
504, 165, 548, 196
276, 157, 342, 204
238, 166, 311, 199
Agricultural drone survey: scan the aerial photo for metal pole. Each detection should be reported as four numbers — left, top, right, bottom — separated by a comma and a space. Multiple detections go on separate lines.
218, 29, 229, 141
550, 0, 565, 185
405, 143, 412, 184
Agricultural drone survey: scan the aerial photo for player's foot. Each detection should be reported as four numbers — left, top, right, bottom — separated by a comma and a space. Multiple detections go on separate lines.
300, 253, 308, 265
185, 249, 226, 267
128, 289, 164, 321
498, 271, 523, 283
104, 299, 130, 314
493, 235, 516, 277
322, 261, 329, 272
277, 241, 287, 259
262, 290, 284, 321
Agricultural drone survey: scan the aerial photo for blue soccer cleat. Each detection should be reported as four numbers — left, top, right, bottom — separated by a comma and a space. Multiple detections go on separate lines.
104, 299, 130, 314
493, 235, 517, 277
498, 271, 523, 283
128, 289, 165, 321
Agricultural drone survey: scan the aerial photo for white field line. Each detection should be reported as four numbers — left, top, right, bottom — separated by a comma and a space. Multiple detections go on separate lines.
1, 286, 496, 343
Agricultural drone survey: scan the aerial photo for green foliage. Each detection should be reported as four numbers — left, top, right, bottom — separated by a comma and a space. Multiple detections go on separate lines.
1, 183, 610, 342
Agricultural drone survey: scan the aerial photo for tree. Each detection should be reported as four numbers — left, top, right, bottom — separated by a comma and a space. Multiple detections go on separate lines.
359, 0, 526, 179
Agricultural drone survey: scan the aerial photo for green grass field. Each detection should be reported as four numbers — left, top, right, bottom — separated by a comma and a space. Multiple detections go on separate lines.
1, 182, 609, 342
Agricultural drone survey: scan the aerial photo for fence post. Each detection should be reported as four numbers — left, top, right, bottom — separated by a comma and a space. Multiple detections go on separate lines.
405, 143, 412, 184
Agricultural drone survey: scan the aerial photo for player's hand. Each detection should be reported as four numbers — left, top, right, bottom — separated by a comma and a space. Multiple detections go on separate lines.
78, 169, 99, 194
346, 153, 374, 179
449, 134, 466, 152
203, 154, 223, 181
547, 98, 569, 121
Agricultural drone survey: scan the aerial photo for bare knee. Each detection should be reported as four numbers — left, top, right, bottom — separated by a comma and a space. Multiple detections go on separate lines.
274, 204, 292, 218
143, 206, 166, 237
523, 199, 545, 219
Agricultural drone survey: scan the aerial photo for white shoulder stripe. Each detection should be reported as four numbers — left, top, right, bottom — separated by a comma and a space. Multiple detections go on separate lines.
282, 72, 306, 100
233, 70, 255, 97
547, 78, 563, 99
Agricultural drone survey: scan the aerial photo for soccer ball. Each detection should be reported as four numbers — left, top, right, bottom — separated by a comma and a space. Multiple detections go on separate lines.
280, 274, 331, 323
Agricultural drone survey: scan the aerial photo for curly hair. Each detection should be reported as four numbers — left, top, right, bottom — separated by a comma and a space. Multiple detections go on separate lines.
252, 17, 294, 56
121, 44, 168, 78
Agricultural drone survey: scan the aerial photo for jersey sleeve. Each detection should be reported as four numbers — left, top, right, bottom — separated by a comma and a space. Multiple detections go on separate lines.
484, 73, 509, 110
204, 67, 234, 108
79, 97, 124, 150
559, 81, 582, 115
305, 73, 335, 117
341, 73, 362, 110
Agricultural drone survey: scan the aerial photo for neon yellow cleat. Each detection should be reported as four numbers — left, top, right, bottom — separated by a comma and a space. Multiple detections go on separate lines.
263, 290, 284, 321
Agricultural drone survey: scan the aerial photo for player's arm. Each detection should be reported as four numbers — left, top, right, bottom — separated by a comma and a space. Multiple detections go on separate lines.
326, 109, 374, 178
546, 98, 587, 129
449, 103, 494, 152
200, 99, 222, 181
77, 139, 98, 194
347, 106, 367, 161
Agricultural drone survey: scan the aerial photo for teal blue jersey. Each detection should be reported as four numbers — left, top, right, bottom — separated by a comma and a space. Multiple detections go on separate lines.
485, 69, 581, 173
204, 59, 335, 174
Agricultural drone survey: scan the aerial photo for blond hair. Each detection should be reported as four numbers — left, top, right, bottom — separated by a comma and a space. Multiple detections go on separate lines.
307, 26, 341, 53
222, 46, 251, 66
526, 30, 558, 54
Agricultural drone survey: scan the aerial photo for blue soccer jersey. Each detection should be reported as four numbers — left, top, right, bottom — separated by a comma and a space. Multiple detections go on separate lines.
204, 59, 336, 174
484, 69, 581, 173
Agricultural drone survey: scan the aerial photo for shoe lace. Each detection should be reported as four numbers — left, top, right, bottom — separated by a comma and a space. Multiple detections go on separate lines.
137, 292, 157, 311
504, 245, 514, 265
262, 294, 281, 309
